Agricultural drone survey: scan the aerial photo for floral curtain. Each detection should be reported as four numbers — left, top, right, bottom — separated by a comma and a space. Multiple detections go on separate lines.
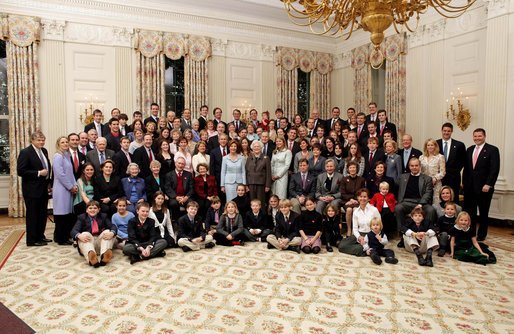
134, 30, 165, 117
184, 36, 210, 118
384, 33, 407, 135
276, 47, 333, 119
1, 15, 41, 217
351, 45, 371, 115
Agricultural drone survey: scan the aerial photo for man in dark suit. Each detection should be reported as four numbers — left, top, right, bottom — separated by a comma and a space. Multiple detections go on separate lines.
398, 134, 422, 173
105, 118, 121, 152
463, 128, 500, 241
325, 106, 346, 133
132, 134, 155, 178
180, 108, 193, 132
207, 123, 226, 153
77, 131, 92, 155
363, 137, 386, 178
394, 157, 437, 233
84, 109, 107, 137
360, 122, 383, 148
437, 122, 466, 204
355, 112, 369, 144
164, 157, 194, 219
260, 131, 275, 159
198, 105, 209, 131
68, 133, 86, 180
315, 159, 344, 214
288, 158, 316, 214
212, 107, 226, 131
227, 109, 247, 133
16, 130, 52, 246
310, 109, 323, 133
143, 102, 160, 126
366, 102, 379, 124
209, 133, 229, 202
86, 137, 114, 173
377, 109, 398, 141
112, 136, 133, 178
286, 128, 300, 173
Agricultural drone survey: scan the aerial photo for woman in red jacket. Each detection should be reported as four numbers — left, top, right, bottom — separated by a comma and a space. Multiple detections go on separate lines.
193, 163, 218, 215
370, 181, 397, 238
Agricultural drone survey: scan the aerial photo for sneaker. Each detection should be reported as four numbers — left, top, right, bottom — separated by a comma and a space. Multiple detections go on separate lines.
182, 246, 192, 252
385, 257, 399, 264
205, 242, 215, 249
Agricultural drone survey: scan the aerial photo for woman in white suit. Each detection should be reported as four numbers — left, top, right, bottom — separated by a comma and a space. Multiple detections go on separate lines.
221, 140, 247, 201
271, 136, 292, 199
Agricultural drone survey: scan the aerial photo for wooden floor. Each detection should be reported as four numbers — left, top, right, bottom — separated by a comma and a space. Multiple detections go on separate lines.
1, 214, 513, 236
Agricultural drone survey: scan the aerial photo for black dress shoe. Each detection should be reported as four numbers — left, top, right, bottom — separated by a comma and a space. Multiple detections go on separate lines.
58, 240, 74, 246
28, 241, 47, 246
42, 238, 53, 243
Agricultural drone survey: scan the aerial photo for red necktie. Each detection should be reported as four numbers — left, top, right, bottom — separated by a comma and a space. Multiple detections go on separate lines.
380, 125, 384, 136
82, 147, 86, 155
369, 152, 374, 163
289, 141, 293, 151
473, 146, 480, 169
358, 126, 362, 138
222, 148, 226, 156
148, 149, 153, 162
91, 218, 99, 235
73, 151, 79, 172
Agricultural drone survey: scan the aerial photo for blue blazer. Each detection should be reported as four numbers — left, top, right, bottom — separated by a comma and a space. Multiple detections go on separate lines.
121, 177, 147, 202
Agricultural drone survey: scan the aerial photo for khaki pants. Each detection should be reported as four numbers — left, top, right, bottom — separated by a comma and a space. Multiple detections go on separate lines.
78, 231, 115, 263
266, 235, 302, 250
177, 235, 214, 251
404, 234, 439, 254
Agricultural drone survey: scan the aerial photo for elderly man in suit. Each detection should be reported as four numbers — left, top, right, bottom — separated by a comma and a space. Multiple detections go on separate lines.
260, 131, 275, 159
132, 134, 155, 178
437, 123, 466, 205
315, 159, 343, 214
86, 137, 114, 173
180, 108, 193, 132
463, 128, 500, 241
289, 158, 316, 214
17, 130, 52, 246
394, 157, 437, 245
164, 157, 194, 220
246, 140, 272, 208
398, 134, 422, 173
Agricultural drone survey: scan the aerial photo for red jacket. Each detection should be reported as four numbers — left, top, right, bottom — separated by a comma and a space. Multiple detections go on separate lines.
194, 175, 218, 199
370, 192, 396, 212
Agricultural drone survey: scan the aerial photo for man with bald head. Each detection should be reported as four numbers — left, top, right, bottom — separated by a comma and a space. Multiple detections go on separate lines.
86, 136, 114, 172
398, 134, 422, 173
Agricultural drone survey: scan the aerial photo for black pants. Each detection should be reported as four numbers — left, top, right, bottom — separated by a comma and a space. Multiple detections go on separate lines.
123, 239, 167, 258
54, 213, 75, 243
381, 207, 396, 238
372, 248, 395, 258
214, 231, 244, 246
464, 190, 494, 239
243, 228, 272, 242
25, 196, 49, 244
322, 220, 340, 245
169, 198, 189, 222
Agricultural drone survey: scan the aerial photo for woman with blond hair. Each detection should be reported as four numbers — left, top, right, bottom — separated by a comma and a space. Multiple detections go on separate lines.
419, 138, 446, 204
271, 136, 292, 199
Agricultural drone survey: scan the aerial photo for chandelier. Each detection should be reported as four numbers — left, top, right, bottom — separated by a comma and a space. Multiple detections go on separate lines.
281, 0, 476, 48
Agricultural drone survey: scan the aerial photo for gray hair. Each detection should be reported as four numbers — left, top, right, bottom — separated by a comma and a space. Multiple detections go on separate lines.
251, 140, 263, 150
126, 162, 140, 175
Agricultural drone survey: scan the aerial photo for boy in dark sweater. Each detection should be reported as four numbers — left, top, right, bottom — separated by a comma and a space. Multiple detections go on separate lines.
363, 217, 398, 265
435, 201, 457, 257
243, 199, 272, 242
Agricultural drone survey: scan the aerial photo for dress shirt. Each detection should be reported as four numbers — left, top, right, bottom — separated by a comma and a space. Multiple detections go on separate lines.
352, 203, 381, 239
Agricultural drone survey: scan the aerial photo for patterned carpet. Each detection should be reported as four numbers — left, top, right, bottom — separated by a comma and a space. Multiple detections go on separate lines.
0, 226, 513, 333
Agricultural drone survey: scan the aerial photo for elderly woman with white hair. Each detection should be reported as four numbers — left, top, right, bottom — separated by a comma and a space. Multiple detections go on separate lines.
245, 140, 272, 207
120, 162, 147, 213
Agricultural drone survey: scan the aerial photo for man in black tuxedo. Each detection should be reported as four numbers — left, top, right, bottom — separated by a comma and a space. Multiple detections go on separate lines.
84, 109, 107, 137
68, 133, 86, 179
132, 134, 155, 178
198, 105, 209, 131
86, 137, 114, 173
463, 128, 500, 241
143, 103, 160, 126
16, 131, 52, 246
377, 109, 397, 142
260, 131, 275, 159
398, 134, 422, 173
437, 123, 466, 204
164, 157, 194, 219
366, 102, 379, 124
288, 159, 316, 214
112, 136, 133, 178
310, 109, 323, 133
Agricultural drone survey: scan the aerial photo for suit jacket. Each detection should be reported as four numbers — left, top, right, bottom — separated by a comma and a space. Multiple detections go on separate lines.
227, 120, 247, 132
217, 214, 244, 237
207, 135, 220, 153
69, 149, 86, 179
398, 147, 422, 173
274, 211, 300, 240
315, 172, 344, 198
93, 174, 121, 203
112, 150, 133, 178
340, 175, 366, 201
288, 172, 316, 198
356, 124, 369, 144
198, 116, 208, 131
209, 147, 225, 187
262, 141, 275, 159
245, 153, 272, 187
194, 175, 218, 199
244, 210, 270, 230
363, 147, 386, 177
105, 132, 121, 152
145, 175, 165, 203
325, 117, 345, 133
436, 138, 466, 177
84, 121, 107, 136
143, 116, 159, 126
132, 145, 156, 178
164, 170, 194, 198
17, 145, 52, 199
463, 143, 500, 194
86, 149, 115, 172
397, 173, 434, 205
378, 122, 398, 141
286, 140, 301, 171
180, 118, 193, 132
177, 214, 206, 240
213, 119, 227, 131
120, 177, 147, 202
365, 114, 379, 125
126, 216, 160, 247
71, 212, 116, 239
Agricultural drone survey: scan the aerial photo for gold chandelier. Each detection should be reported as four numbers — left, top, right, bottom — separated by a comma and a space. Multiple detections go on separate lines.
281, 0, 476, 48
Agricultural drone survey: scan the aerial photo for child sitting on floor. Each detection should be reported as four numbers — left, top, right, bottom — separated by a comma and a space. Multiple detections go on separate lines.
204, 196, 222, 236
243, 199, 271, 242
216, 201, 245, 246
369, 181, 396, 238
322, 203, 341, 252
363, 217, 398, 265
298, 197, 323, 254
449, 211, 496, 265
401, 207, 439, 267
435, 201, 457, 257
111, 197, 134, 250
177, 201, 216, 252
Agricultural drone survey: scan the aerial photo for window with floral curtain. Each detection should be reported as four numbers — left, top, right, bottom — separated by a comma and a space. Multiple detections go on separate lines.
164, 56, 185, 117
297, 68, 310, 121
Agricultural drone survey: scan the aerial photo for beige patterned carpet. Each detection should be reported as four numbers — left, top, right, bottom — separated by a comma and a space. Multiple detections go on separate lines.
0, 225, 513, 334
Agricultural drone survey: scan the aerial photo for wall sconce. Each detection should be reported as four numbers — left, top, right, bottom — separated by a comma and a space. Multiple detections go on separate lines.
79, 96, 104, 125
445, 88, 471, 131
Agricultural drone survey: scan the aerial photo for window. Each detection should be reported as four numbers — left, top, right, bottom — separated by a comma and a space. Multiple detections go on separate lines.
297, 69, 310, 120
371, 61, 386, 109
0, 40, 8, 175
164, 57, 185, 118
